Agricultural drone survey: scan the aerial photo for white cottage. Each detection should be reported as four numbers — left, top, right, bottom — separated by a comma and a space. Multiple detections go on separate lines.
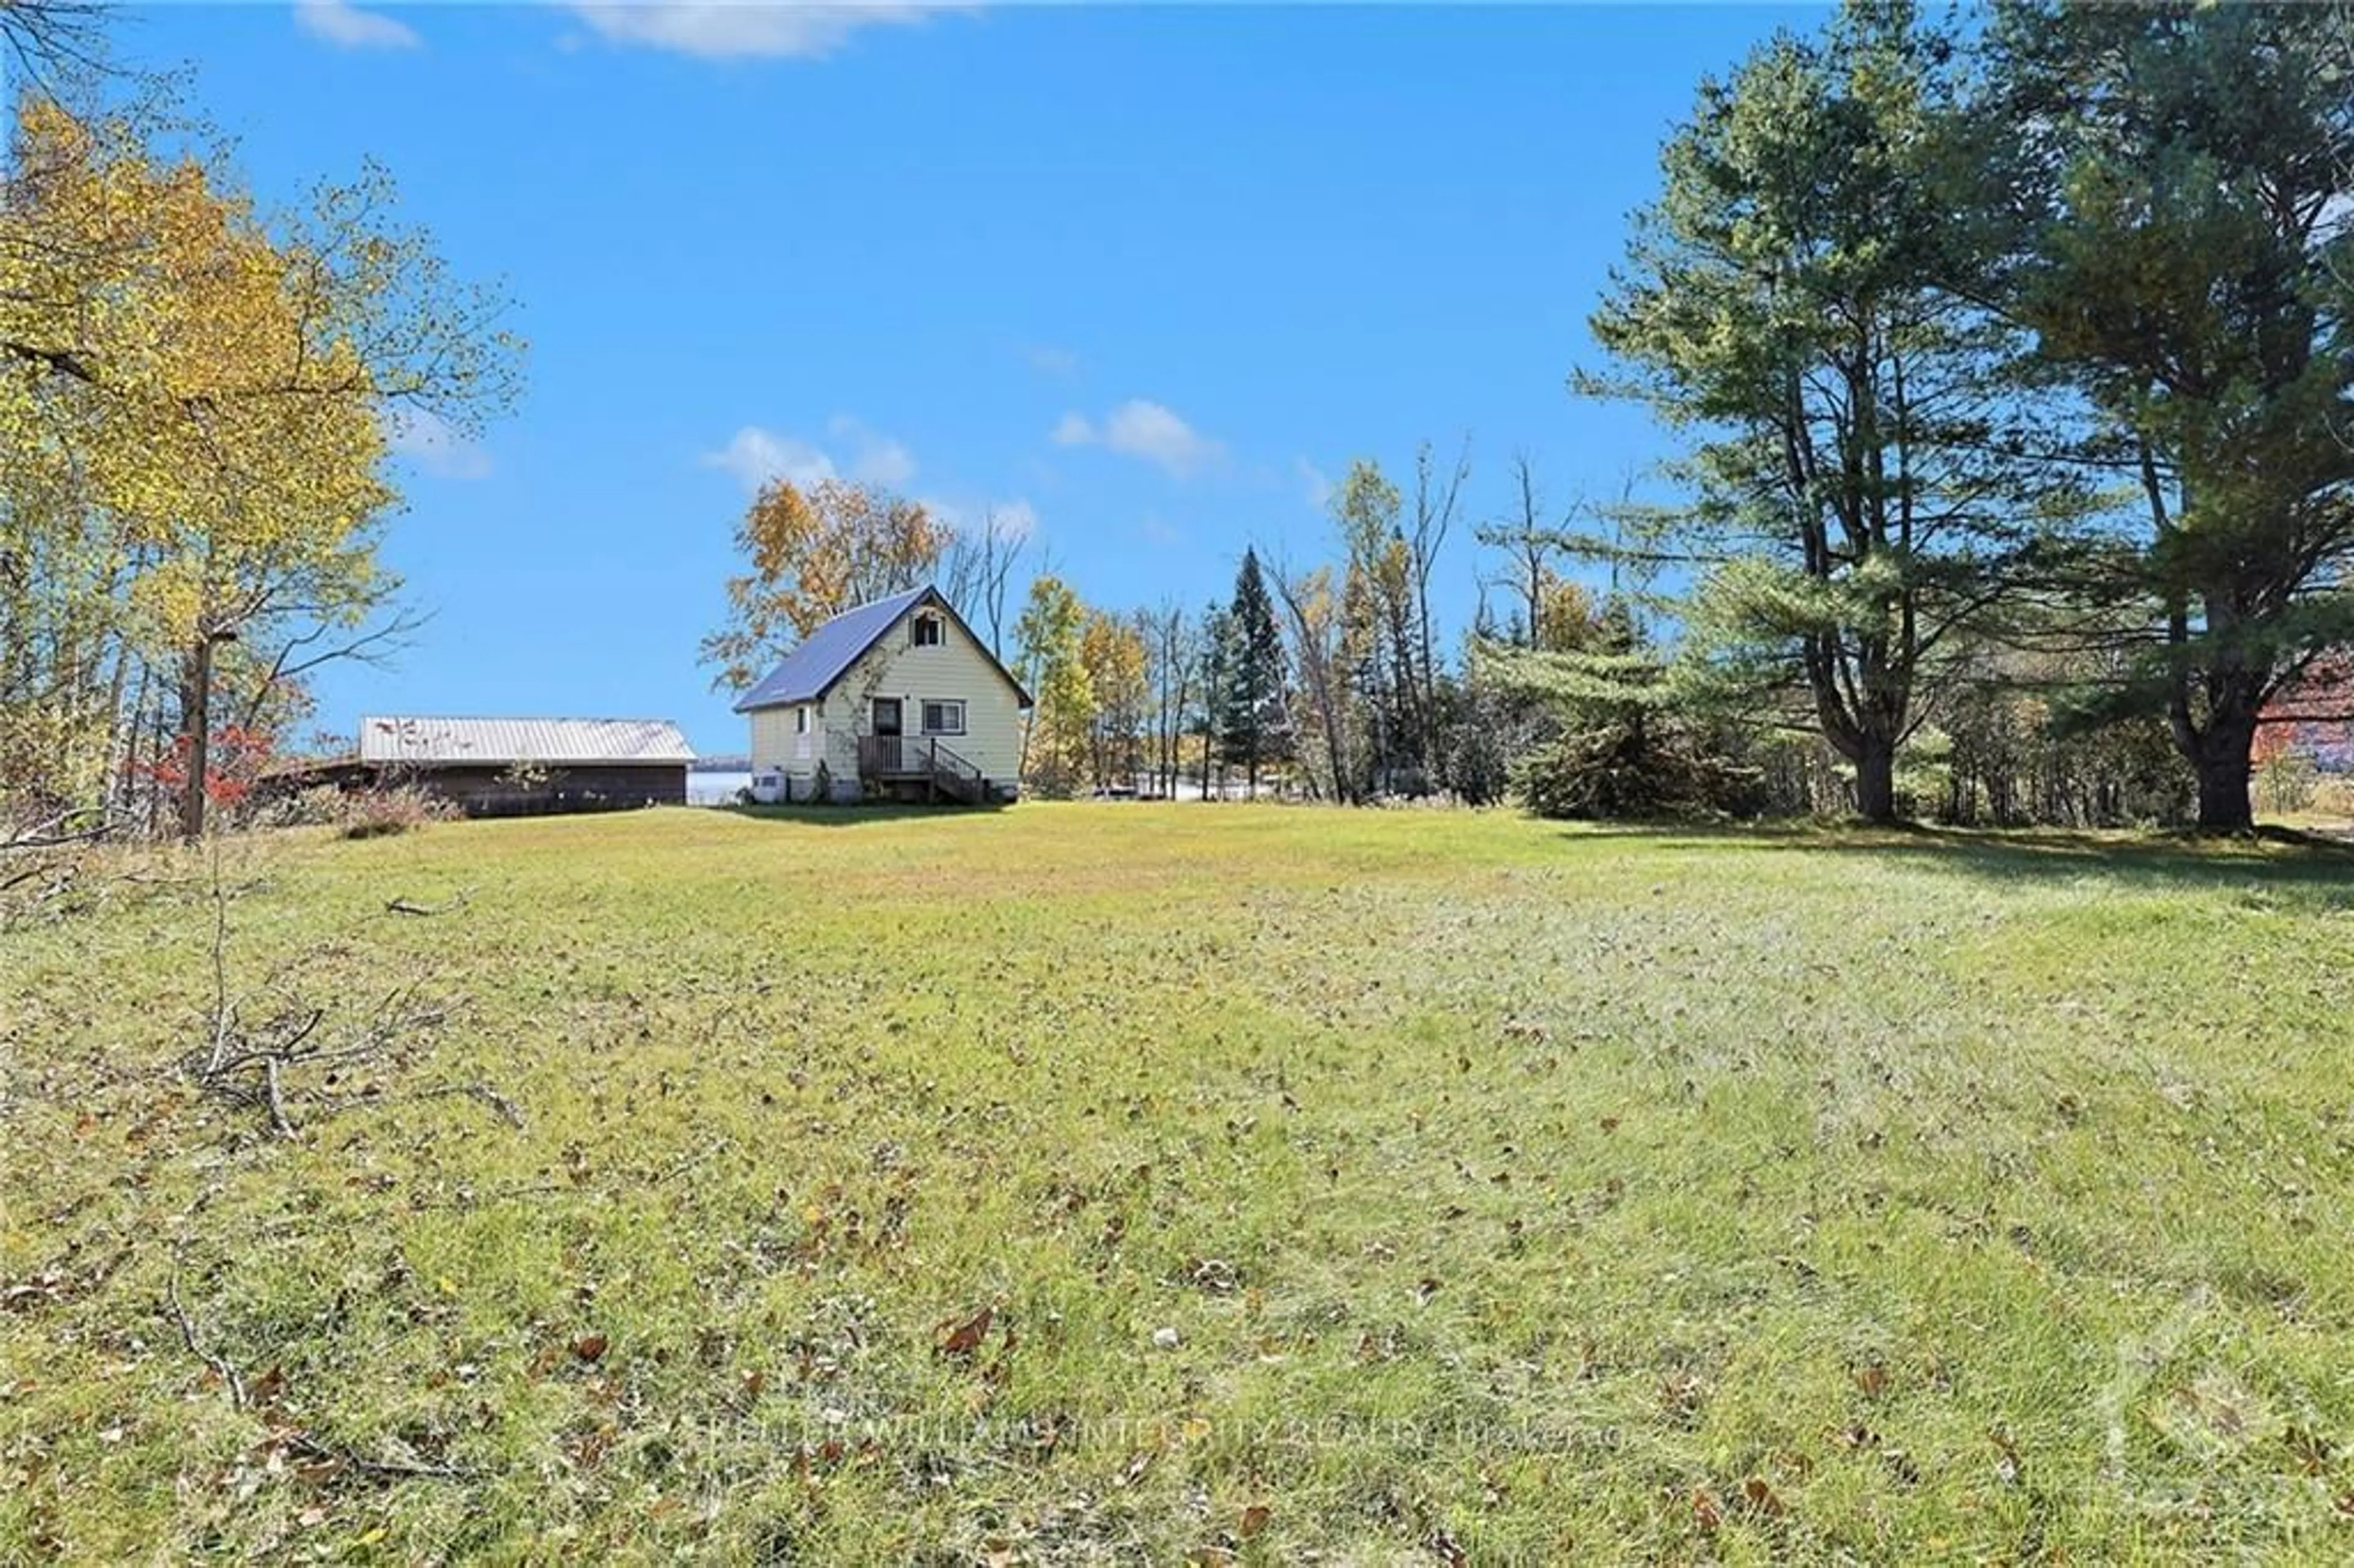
735, 585, 1032, 804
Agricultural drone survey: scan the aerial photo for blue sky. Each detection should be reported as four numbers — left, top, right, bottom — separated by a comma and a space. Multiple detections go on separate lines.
115, 2, 1819, 754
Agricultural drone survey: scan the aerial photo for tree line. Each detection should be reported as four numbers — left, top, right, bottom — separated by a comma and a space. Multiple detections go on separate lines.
12, 1, 2337, 839
703, 1, 2354, 832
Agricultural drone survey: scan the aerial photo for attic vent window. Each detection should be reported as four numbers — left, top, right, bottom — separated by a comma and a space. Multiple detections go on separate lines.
911, 614, 943, 647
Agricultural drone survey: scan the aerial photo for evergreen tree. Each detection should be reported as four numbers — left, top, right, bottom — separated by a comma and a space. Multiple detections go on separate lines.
1492, 597, 1763, 820
1584, 3, 2063, 823
1217, 549, 1288, 797
1992, 0, 2354, 832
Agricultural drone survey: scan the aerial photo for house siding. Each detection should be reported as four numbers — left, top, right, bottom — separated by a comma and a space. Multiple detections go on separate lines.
746, 604, 1024, 801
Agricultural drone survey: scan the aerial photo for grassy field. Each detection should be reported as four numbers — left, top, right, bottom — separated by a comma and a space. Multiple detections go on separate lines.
6, 805, 2353, 1564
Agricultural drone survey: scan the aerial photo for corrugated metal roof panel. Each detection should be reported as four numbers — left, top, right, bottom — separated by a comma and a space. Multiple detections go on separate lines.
359, 717, 695, 766
731, 585, 931, 712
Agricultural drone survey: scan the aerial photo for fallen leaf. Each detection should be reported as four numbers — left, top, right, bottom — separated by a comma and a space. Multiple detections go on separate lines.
571, 1333, 609, 1363
1239, 1503, 1270, 1538
938, 1306, 992, 1359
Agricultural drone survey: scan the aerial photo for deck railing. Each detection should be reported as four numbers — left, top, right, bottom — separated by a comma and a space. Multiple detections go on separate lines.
857, 734, 988, 803
858, 734, 911, 777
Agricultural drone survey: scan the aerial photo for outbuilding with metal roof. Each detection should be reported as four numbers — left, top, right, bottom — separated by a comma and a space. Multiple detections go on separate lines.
349, 715, 695, 816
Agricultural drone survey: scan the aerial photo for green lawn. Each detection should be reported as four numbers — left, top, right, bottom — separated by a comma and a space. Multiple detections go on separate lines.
6, 805, 2353, 1563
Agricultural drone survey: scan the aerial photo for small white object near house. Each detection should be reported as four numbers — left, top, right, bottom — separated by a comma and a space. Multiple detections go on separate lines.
734, 585, 1034, 805
748, 769, 788, 804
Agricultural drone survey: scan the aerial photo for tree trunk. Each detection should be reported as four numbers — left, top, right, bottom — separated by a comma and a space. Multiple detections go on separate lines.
1853, 737, 1898, 824
2190, 714, 2257, 834
177, 634, 215, 843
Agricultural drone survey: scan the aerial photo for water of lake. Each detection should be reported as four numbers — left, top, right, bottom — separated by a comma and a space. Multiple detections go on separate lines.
687, 770, 753, 805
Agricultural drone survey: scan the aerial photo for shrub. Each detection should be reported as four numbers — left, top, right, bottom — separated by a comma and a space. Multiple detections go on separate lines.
2257, 750, 2320, 816
1512, 716, 1764, 820
338, 786, 456, 839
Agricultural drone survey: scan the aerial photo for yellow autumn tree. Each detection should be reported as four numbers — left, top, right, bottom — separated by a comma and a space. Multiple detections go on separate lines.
1, 92, 520, 835
1079, 608, 1147, 790
1012, 574, 1093, 797
700, 478, 950, 693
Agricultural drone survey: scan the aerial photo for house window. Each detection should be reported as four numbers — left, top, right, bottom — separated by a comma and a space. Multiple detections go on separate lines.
911, 614, 943, 648
794, 706, 809, 735
921, 700, 966, 736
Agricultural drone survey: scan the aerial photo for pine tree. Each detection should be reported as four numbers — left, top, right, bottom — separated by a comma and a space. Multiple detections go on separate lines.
1584, 5, 2060, 823
1217, 549, 1287, 797
1991, 0, 2354, 832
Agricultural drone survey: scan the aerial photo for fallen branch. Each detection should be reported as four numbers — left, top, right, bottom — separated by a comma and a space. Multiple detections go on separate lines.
192, 981, 467, 1138
181, 856, 518, 1141
384, 891, 470, 918
280, 1428, 472, 1482
400, 1079, 525, 1130
166, 1268, 246, 1410
1, 811, 113, 853
169, 1263, 470, 1480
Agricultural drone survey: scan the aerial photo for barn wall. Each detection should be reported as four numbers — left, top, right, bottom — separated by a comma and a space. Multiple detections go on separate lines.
400, 763, 686, 816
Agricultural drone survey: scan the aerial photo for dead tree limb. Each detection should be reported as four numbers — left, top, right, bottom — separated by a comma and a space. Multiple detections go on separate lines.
399, 1080, 525, 1130
166, 1268, 247, 1410
280, 1429, 472, 1482
384, 891, 470, 918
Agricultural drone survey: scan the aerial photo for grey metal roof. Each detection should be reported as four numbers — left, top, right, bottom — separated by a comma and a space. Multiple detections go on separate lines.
733, 585, 1036, 712
731, 585, 924, 712
734, 584, 927, 710
359, 717, 695, 767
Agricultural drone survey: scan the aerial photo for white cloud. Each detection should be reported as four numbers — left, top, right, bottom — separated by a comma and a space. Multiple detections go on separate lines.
294, 0, 421, 50
387, 408, 491, 479
703, 426, 836, 492
569, 2, 967, 61
1050, 398, 1221, 479
827, 415, 917, 489
703, 416, 918, 493
1295, 456, 1333, 513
